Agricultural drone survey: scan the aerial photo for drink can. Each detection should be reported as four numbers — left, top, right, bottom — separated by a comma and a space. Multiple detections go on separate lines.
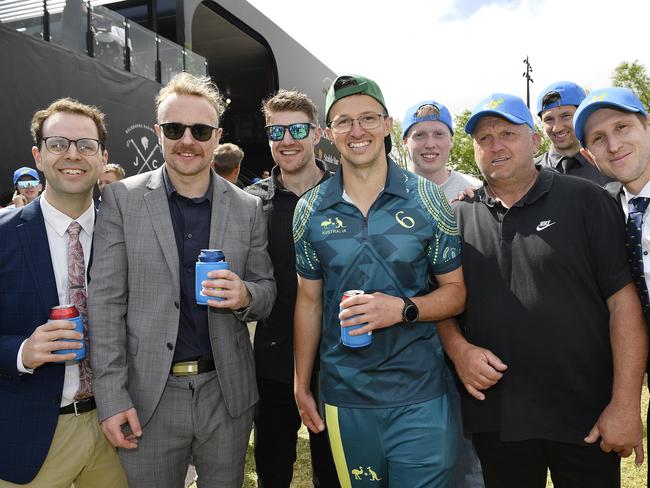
340, 290, 372, 348
196, 249, 229, 305
50, 304, 85, 360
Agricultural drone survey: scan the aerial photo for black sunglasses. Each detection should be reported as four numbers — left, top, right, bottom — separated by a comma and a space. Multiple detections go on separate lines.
160, 122, 217, 142
265, 123, 316, 142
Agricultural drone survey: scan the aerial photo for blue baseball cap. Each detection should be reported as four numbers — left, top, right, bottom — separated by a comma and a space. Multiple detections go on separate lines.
536, 81, 586, 116
13, 166, 39, 186
573, 87, 648, 147
465, 93, 534, 136
402, 100, 454, 139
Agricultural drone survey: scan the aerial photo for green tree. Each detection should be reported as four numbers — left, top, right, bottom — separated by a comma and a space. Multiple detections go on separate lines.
390, 119, 409, 169
448, 109, 481, 178
612, 60, 650, 109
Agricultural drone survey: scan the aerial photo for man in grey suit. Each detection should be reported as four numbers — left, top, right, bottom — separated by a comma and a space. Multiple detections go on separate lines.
88, 72, 276, 488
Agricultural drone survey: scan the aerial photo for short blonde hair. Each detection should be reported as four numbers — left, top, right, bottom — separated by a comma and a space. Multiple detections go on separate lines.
155, 72, 226, 123
262, 89, 318, 125
31, 97, 107, 146
104, 163, 126, 179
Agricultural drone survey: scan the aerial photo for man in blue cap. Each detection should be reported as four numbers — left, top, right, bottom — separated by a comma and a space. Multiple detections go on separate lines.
574, 86, 650, 486
402, 101, 481, 202
438, 92, 647, 487
9, 166, 42, 208
535, 81, 611, 185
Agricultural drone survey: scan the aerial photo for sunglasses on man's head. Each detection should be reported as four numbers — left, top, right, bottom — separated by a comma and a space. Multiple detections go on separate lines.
160, 122, 217, 142
17, 180, 39, 189
265, 123, 316, 142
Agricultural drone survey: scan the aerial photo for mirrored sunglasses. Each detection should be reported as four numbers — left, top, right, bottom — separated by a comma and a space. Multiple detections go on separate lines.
16, 180, 39, 189
265, 123, 315, 142
160, 122, 217, 142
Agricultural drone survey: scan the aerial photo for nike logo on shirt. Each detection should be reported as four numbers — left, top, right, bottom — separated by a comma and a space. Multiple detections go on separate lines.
536, 220, 556, 232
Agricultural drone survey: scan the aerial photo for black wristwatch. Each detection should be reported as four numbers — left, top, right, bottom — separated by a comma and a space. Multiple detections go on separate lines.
401, 297, 419, 323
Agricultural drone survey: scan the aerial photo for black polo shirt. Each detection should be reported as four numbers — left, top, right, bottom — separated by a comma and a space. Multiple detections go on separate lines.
163, 168, 213, 362
535, 148, 612, 186
453, 168, 631, 445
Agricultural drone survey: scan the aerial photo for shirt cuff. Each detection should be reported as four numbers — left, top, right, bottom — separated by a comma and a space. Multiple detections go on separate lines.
17, 339, 34, 374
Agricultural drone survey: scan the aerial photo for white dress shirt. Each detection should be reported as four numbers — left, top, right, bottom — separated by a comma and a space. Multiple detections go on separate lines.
622, 180, 650, 288
16, 192, 95, 407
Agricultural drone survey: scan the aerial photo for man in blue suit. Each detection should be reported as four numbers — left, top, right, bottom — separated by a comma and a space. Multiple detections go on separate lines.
0, 98, 126, 487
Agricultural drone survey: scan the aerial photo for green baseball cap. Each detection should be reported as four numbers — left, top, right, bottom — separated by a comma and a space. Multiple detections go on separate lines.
325, 74, 391, 153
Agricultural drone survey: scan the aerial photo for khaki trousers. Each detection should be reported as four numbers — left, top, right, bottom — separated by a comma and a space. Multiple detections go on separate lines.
0, 410, 126, 488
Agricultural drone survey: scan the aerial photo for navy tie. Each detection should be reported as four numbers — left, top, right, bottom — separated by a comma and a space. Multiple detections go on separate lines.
626, 197, 650, 324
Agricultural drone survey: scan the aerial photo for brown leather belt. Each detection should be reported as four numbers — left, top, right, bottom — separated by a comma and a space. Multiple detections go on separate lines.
170, 359, 216, 376
59, 397, 96, 416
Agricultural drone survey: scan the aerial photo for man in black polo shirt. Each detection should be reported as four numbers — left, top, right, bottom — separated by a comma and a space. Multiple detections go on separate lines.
246, 89, 339, 488
535, 81, 612, 185
438, 93, 648, 487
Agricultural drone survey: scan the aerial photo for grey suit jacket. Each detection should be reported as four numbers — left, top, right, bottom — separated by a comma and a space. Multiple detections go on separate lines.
88, 166, 275, 425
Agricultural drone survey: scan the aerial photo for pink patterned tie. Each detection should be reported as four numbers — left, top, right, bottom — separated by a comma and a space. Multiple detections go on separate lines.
68, 221, 93, 400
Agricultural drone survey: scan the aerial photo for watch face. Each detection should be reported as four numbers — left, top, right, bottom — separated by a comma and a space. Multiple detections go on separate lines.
404, 303, 418, 322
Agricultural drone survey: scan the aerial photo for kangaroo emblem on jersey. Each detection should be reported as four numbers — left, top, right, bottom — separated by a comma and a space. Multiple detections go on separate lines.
321, 217, 347, 235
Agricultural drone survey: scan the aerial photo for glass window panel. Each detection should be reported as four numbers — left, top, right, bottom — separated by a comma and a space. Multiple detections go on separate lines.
184, 50, 207, 78
0, 0, 45, 39
127, 20, 156, 81
48, 0, 88, 55
158, 36, 183, 85
90, 5, 125, 69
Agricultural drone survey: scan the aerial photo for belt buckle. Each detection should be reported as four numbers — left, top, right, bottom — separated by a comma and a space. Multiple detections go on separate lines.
173, 362, 199, 376
73, 400, 81, 417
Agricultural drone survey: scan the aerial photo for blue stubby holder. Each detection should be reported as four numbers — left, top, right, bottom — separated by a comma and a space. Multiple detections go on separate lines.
52, 315, 85, 360
340, 291, 372, 348
196, 249, 229, 305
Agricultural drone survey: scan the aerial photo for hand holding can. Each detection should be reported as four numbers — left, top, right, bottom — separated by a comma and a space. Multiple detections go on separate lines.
196, 249, 229, 305
50, 305, 85, 360
340, 290, 372, 348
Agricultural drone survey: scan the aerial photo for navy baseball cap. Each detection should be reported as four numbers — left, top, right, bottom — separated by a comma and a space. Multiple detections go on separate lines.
13, 166, 39, 185
573, 87, 648, 147
536, 81, 586, 116
402, 100, 454, 139
465, 93, 534, 136
325, 74, 391, 154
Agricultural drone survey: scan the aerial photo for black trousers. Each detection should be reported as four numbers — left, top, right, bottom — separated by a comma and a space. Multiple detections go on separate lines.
473, 433, 620, 488
254, 376, 340, 488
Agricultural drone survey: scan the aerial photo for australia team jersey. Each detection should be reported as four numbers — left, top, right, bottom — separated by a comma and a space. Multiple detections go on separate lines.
293, 160, 462, 408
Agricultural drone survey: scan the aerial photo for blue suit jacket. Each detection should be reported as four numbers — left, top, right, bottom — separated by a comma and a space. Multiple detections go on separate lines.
0, 198, 65, 484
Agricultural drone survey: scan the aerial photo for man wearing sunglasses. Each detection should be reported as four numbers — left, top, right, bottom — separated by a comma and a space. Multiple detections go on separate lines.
88, 72, 275, 488
0, 98, 127, 487
4, 166, 43, 210
245, 89, 339, 488
293, 75, 466, 487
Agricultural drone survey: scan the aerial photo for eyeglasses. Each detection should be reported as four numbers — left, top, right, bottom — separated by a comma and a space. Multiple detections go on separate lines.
265, 123, 316, 142
16, 180, 39, 189
160, 122, 217, 142
328, 113, 385, 134
43, 136, 102, 156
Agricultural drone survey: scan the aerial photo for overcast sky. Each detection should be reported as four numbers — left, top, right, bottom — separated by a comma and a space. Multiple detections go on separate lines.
247, 0, 650, 124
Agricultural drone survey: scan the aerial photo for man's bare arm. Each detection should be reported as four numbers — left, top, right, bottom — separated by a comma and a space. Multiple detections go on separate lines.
294, 275, 324, 433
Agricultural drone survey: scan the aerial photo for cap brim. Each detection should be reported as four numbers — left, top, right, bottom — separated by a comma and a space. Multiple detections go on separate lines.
575, 101, 644, 146
465, 110, 529, 135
